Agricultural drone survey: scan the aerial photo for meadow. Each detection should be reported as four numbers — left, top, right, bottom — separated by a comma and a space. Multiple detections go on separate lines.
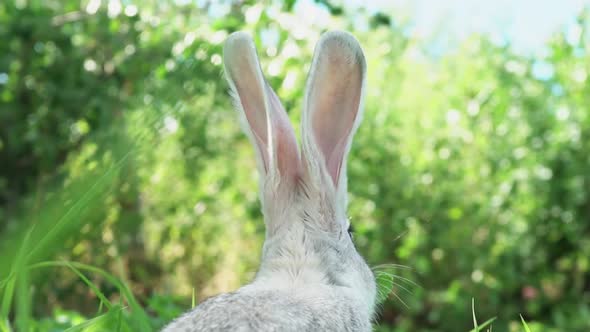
1, 1, 589, 331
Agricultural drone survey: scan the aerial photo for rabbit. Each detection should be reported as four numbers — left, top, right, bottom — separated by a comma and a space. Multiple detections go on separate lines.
162, 30, 376, 332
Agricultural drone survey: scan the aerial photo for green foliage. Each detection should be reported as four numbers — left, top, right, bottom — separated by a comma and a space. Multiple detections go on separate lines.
1, 0, 589, 331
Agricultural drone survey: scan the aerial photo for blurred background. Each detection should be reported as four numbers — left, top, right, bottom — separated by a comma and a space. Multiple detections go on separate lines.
1, 0, 590, 331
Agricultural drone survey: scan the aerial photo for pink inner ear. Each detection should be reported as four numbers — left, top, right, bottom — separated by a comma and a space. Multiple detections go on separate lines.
266, 84, 301, 179
325, 134, 351, 185
224, 32, 301, 183
308, 46, 363, 186
229, 50, 268, 138
229, 56, 270, 172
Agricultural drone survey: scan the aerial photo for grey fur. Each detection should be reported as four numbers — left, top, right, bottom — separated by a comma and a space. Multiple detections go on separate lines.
162, 30, 376, 332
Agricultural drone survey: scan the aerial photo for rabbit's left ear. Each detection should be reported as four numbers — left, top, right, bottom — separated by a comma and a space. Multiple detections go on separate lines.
301, 31, 366, 203
223, 32, 300, 184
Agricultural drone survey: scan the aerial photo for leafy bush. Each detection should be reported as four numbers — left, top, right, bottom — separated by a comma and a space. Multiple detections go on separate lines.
1, 1, 589, 331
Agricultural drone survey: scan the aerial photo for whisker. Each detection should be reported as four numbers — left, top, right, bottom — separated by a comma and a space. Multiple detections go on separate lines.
392, 274, 421, 289
391, 280, 414, 295
391, 230, 409, 243
390, 290, 410, 309
375, 269, 421, 289
371, 263, 412, 271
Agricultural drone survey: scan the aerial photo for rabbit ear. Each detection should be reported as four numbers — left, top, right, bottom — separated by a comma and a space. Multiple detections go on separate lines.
224, 32, 300, 183
302, 31, 366, 199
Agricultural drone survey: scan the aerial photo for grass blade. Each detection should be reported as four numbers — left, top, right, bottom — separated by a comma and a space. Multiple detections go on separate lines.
63, 261, 113, 310
0, 277, 15, 325
24, 152, 131, 265
472, 298, 479, 332
63, 305, 124, 332
468, 317, 496, 332
469, 298, 496, 332
520, 314, 532, 332
1, 226, 36, 331
14, 268, 30, 332
29, 261, 151, 331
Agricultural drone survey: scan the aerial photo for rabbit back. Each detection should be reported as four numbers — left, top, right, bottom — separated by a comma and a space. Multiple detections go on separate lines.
162, 285, 371, 332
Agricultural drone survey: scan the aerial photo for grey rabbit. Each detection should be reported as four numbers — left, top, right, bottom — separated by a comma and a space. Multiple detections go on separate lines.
163, 30, 376, 332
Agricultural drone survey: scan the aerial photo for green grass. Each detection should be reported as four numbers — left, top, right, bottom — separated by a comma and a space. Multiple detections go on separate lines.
470, 298, 496, 332
0, 185, 143, 331
0, 107, 540, 332
0, 149, 538, 331
469, 299, 534, 332
0, 122, 157, 331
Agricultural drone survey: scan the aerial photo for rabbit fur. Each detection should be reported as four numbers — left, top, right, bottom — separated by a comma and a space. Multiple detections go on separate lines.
162, 30, 376, 332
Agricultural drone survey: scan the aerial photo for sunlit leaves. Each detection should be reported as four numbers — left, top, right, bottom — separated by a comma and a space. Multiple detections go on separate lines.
1, 1, 590, 331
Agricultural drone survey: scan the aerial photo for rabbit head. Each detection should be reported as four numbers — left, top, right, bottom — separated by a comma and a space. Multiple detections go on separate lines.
223, 30, 376, 317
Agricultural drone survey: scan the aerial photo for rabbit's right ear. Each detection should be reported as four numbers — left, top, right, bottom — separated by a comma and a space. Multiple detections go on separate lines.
301, 31, 366, 206
223, 32, 300, 184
